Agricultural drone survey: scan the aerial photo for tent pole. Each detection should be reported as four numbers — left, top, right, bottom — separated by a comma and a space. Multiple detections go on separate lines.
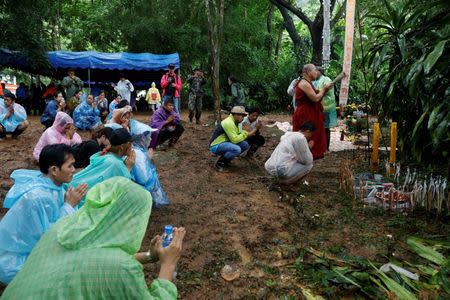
88, 68, 91, 93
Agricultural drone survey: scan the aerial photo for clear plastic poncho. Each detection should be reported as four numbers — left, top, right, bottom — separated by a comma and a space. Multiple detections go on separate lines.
68, 152, 131, 208
130, 119, 170, 207
0, 170, 75, 284
0, 97, 27, 132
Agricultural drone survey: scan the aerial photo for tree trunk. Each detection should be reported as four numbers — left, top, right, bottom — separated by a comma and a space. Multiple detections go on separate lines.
271, 0, 342, 65
274, 26, 283, 59
204, 0, 224, 123
267, 4, 274, 57
311, 24, 323, 65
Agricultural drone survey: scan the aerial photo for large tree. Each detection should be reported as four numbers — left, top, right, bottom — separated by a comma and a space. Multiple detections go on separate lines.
270, 0, 345, 64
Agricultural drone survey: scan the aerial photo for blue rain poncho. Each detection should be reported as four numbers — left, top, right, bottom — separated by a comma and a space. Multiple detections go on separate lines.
72, 98, 102, 130
130, 119, 170, 207
107, 99, 119, 121
0, 97, 27, 132
69, 152, 131, 207
0, 169, 75, 284
40, 100, 58, 124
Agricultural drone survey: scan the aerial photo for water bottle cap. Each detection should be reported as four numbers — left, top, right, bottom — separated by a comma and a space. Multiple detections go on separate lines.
164, 225, 173, 234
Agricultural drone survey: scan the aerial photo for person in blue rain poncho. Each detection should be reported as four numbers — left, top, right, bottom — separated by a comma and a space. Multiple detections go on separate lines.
130, 119, 170, 207
68, 128, 135, 207
0, 144, 88, 284
73, 94, 102, 130
107, 95, 122, 121
40, 92, 66, 128
0, 90, 29, 140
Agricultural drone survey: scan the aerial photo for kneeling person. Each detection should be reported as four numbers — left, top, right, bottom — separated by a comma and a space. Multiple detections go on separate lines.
0, 144, 87, 284
209, 106, 258, 171
0, 90, 29, 140
150, 100, 184, 149
240, 107, 265, 156
265, 121, 315, 184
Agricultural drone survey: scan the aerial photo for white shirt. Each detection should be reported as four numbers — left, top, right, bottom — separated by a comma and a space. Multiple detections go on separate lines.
265, 131, 313, 176
114, 79, 134, 102
239, 116, 259, 131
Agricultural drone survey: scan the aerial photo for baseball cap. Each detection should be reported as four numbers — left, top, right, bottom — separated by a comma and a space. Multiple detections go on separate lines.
109, 128, 133, 146
168, 63, 176, 69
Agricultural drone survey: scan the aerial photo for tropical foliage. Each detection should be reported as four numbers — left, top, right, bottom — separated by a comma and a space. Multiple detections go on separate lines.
366, 0, 450, 162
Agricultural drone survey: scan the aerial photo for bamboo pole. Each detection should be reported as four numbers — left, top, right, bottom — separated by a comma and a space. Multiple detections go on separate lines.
389, 122, 397, 175
371, 122, 380, 173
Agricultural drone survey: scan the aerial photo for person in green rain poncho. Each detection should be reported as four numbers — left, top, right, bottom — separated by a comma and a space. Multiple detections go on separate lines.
2, 177, 186, 299
313, 67, 338, 151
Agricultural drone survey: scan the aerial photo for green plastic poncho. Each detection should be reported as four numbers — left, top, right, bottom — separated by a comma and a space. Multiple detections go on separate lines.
313, 75, 338, 128
2, 177, 177, 300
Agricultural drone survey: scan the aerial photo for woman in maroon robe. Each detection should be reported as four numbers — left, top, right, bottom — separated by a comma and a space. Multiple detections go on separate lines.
293, 64, 333, 160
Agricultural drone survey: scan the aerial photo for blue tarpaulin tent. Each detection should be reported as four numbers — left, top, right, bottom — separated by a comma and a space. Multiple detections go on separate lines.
0, 49, 180, 87
48, 51, 180, 71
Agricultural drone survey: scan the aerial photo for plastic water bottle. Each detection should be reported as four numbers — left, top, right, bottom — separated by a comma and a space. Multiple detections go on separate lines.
162, 225, 177, 279
162, 225, 174, 248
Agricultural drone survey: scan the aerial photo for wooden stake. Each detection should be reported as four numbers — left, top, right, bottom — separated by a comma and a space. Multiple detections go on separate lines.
371, 122, 380, 173
389, 122, 397, 175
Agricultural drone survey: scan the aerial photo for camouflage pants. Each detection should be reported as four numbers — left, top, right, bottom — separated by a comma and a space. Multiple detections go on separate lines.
188, 92, 203, 121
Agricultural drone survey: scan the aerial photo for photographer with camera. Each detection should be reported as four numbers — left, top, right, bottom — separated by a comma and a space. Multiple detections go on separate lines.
160, 63, 182, 114
113, 74, 135, 104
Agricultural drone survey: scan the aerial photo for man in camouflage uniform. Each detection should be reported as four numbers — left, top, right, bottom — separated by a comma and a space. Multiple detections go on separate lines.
187, 68, 206, 124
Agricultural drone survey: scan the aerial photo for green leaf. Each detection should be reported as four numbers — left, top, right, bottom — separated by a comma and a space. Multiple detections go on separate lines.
407, 237, 446, 266
377, 271, 417, 300
428, 103, 444, 129
424, 40, 447, 74
412, 109, 428, 139
398, 36, 406, 59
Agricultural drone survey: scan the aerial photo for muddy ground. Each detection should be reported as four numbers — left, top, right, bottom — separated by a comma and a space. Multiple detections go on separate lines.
1, 112, 449, 299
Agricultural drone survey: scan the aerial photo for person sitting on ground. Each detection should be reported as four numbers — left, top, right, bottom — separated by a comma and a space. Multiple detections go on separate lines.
71, 127, 114, 168
209, 106, 258, 172
73, 94, 102, 130
68, 128, 136, 207
107, 94, 122, 121
107, 103, 133, 131
146, 82, 161, 113
2, 177, 185, 299
33, 112, 82, 161
40, 92, 66, 128
0, 144, 88, 284
150, 100, 184, 149
130, 120, 170, 207
66, 89, 82, 116
239, 107, 265, 156
265, 121, 316, 185
0, 90, 29, 140
95, 90, 109, 123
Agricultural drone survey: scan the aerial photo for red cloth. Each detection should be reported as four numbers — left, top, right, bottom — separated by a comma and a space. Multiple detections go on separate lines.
42, 86, 58, 99
292, 80, 326, 160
